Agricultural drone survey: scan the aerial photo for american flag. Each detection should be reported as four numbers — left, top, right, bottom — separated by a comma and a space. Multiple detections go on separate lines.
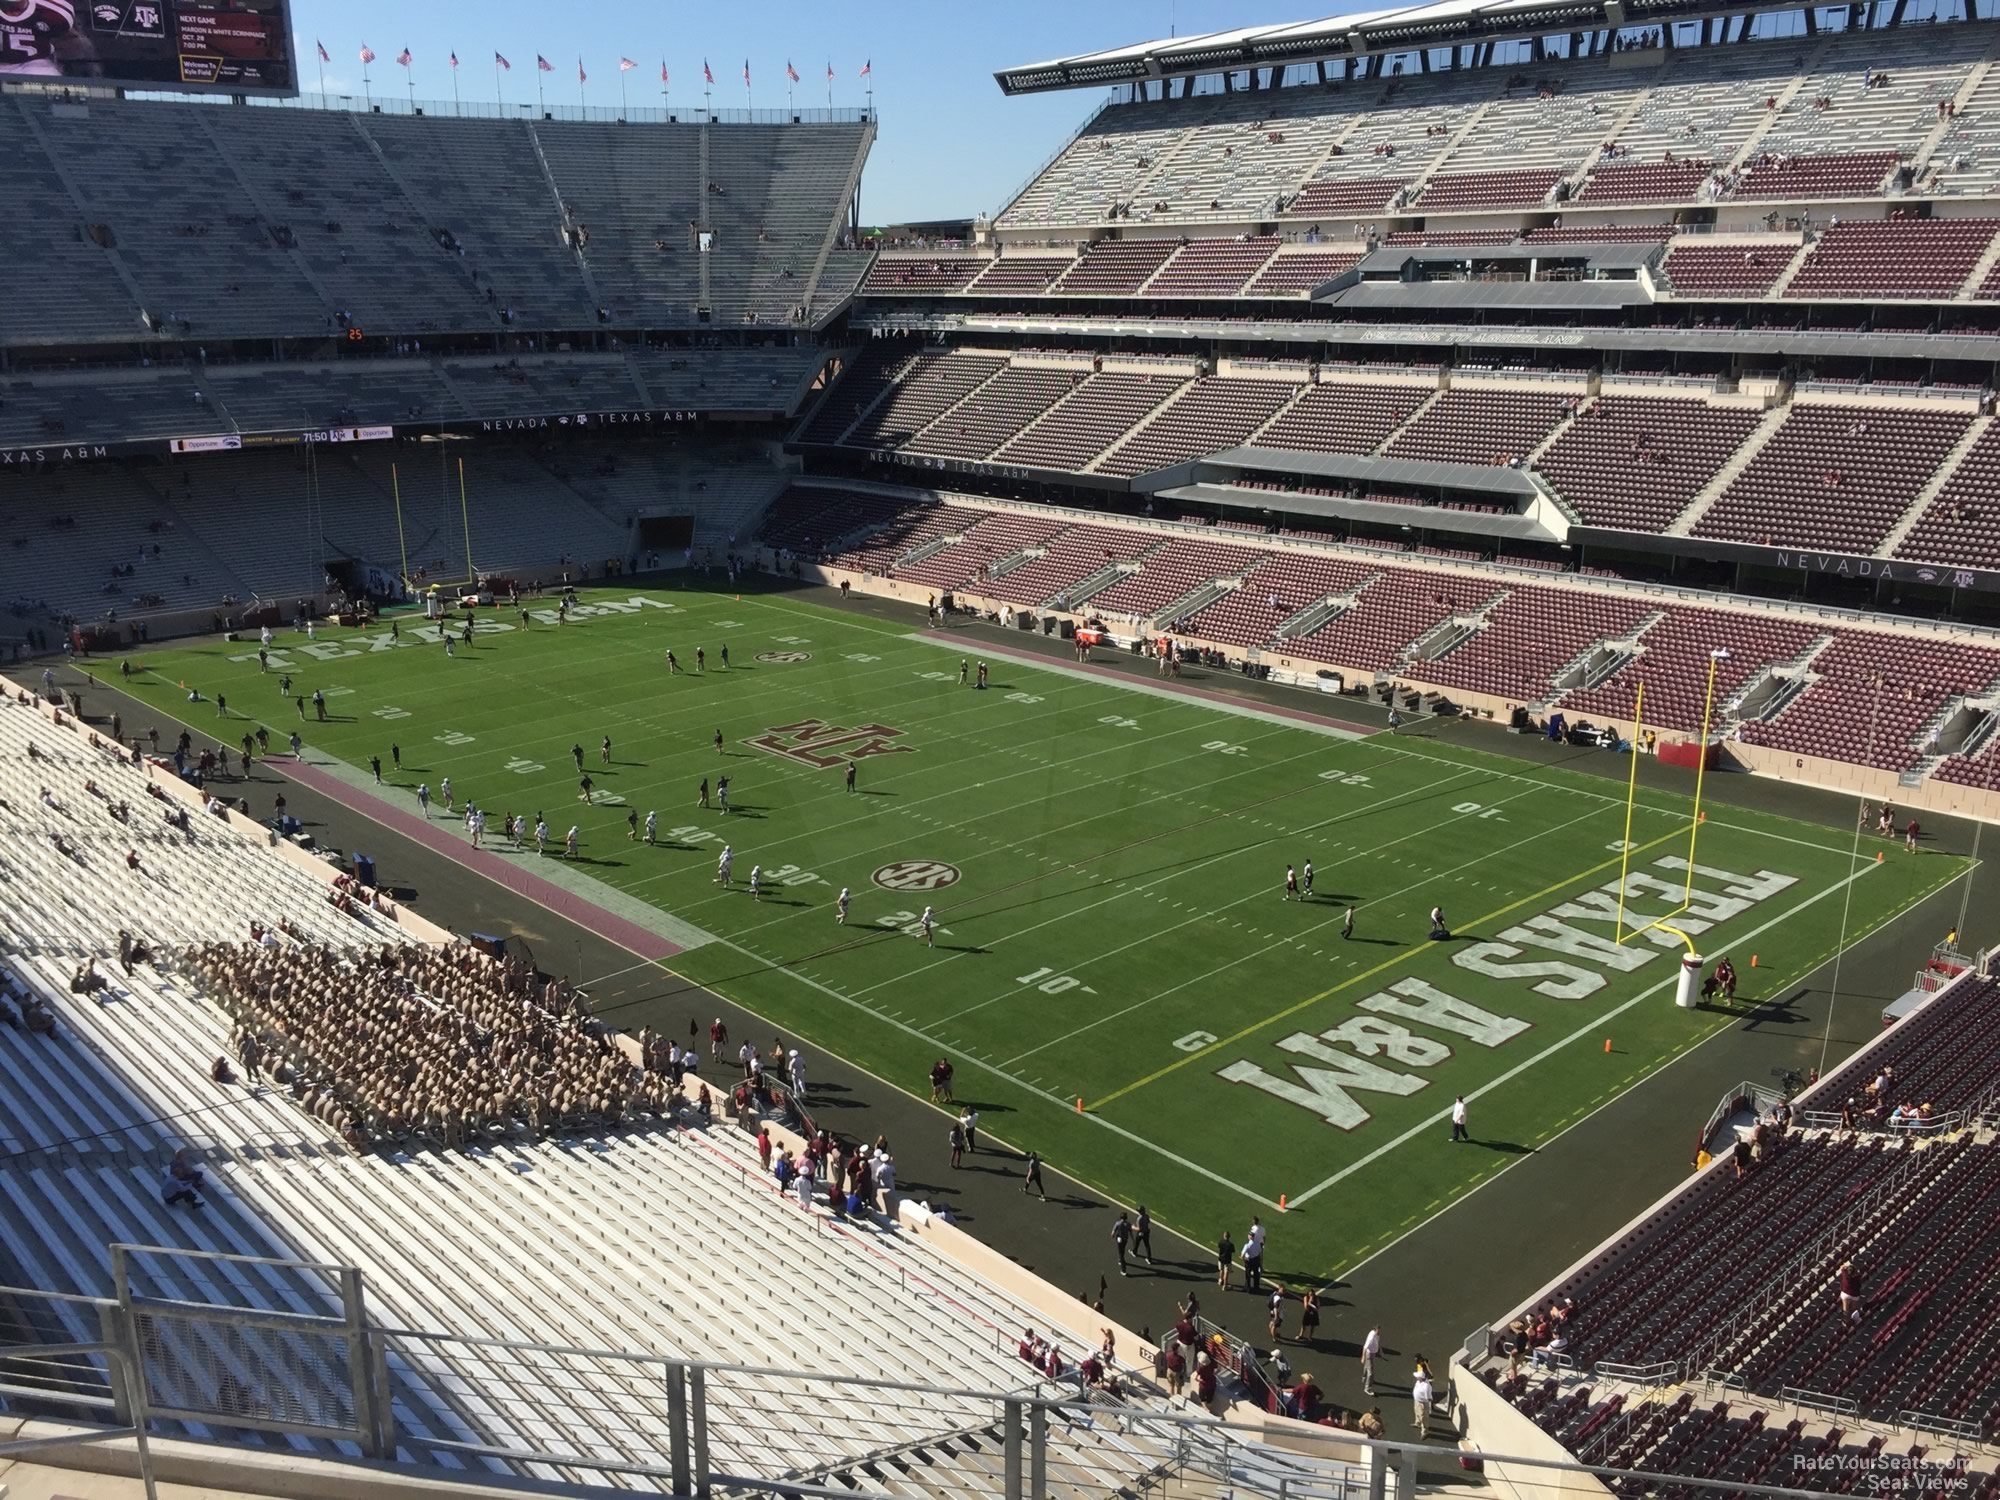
661, 61, 669, 84
786, 60, 799, 83
394, 47, 410, 67
702, 59, 714, 85
577, 57, 585, 83
315, 39, 329, 63
358, 44, 375, 64
495, 51, 511, 69
536, 53, 554, 72
618, 58, 636, 72
449, 52, 459, 69
859, 58, 871, 77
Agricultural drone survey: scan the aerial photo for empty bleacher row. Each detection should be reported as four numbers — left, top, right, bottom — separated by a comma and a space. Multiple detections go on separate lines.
992, 21, 1989, 232
1482, 1373, 1994, 1500
801, 350, 2000, 565
0, 692, 1197, 1494
0, 348, 820, 451
1, 439, 783, 624
0, 94, 869, 343
864, 213, 2000, 304
760, 483, 2000, 775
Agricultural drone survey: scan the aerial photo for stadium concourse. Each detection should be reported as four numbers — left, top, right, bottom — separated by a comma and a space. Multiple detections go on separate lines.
6, 0, 2000, 1494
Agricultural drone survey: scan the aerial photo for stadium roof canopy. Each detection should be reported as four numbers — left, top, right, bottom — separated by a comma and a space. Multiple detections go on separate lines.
996, 0, 1794, 94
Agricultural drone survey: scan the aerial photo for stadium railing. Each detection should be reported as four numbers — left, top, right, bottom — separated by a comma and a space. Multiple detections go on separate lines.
10, 1253, 1942, 1500
80, 89, 881, 128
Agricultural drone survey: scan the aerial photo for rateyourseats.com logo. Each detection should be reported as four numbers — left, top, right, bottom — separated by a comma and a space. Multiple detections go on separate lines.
1792, 1454, 1971, 1492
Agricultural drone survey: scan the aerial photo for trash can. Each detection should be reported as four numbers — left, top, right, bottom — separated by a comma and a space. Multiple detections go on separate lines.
352, 853, 378, 889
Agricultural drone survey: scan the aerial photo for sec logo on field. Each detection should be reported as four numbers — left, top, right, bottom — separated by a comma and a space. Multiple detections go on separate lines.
872, 861, 962, 893
757, 650, 811, 664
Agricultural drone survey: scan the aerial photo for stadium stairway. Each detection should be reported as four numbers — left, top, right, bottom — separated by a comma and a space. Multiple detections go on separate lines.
1366, 386, 1447, 454
522, 123, 610, 321
1959, 227, 2000, 299
1664, 405, 1792, 536
1882, 414, 1997, 557
7, 98, 151, 331
1398, 101, 1499, 207
187, 112, 340, 322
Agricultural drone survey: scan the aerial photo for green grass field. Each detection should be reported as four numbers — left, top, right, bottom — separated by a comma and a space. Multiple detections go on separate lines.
112, 583, 1969, 1278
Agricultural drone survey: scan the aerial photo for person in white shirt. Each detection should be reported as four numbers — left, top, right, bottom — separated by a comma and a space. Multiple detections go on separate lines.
1361, 1325, 1382, 1394
1411, 1370, 1434, 1436
717, 845, 733, 886
837, 887, 850, 925
1244, 1216, 1267, 1290
788, 1048, 807, 1100
1450, 1096, 1469, 1143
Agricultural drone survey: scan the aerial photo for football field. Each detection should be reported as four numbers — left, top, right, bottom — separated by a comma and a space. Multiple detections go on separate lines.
112, 583, 1970, 1278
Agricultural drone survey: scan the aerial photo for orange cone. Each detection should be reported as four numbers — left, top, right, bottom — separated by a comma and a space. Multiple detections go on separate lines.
1751, 954, 1759, 968
1278, 1193, 1288, 1212
1074, 1096, 1085, 1114
1876, 850, 1885, 864
1698, 810, 1707, 824
1604, 1037, 1613, 1053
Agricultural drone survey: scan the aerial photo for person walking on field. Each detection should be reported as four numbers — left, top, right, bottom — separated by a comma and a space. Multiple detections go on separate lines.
1450, 1096, 1469, 1143
1112, 1211, 1133, 1276
1023, 1151, 1047, 1200
1133, 1204, 1155, 1266
1361, 1324, 1381, 1395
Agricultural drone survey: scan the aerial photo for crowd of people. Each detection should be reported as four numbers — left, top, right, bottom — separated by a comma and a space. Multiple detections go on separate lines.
187, 939, 674, 1152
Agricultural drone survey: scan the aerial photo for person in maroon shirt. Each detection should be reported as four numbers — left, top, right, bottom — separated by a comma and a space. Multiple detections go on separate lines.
1292, 1374, 1323, 1421
1838, 1261, 1863, 1323
1193, 1352, 1218, 1408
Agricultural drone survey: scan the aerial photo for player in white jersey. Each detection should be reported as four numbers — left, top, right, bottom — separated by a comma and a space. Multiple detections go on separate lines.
415, 783, 431, 817
1302, 860, 1314, 899
644, 810, 657, 844
920, 907, 935, 947
440, 777, 454, 812
564, 826, 579, 859
836, 887, 850, 925
716, 844, 733, 886
534, 818, 549, 856
748, 865, 762, 901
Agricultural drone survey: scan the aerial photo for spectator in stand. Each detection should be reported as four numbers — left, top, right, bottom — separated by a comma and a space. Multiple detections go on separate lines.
161, 1148, 205, 1207
1838, 1261, 1864, 1323
186, 940, 667, 1150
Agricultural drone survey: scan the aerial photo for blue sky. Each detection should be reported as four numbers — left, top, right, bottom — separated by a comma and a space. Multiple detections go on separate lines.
288, 0, 1293, 225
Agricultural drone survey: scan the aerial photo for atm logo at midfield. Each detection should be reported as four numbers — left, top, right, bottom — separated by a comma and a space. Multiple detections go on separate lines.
747, 719, 914, 769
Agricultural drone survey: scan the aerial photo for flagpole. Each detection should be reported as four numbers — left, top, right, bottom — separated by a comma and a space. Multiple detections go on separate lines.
619, 69, 627, 116
405, 59, 414, 110
315, 49, 325, 98
536, 66, 545, 117
451, 61, 460, 116
826, 64, 832, 109
362, 59, 372, 109
495, 57, 502, 111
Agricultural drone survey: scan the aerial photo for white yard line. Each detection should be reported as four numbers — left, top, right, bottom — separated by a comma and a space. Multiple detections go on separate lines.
1000, 790, 1616, 1067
